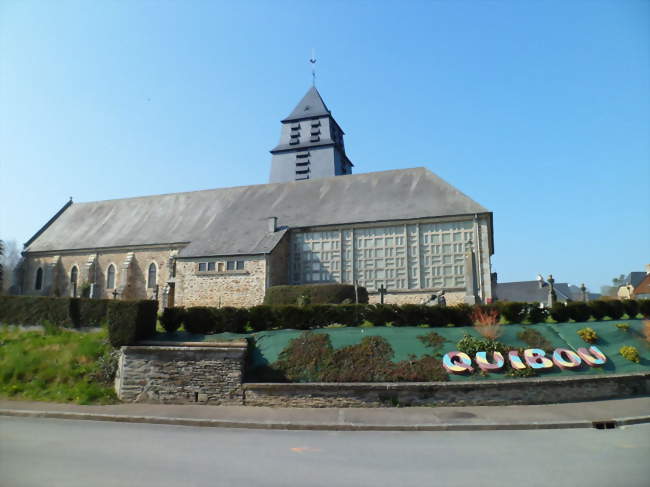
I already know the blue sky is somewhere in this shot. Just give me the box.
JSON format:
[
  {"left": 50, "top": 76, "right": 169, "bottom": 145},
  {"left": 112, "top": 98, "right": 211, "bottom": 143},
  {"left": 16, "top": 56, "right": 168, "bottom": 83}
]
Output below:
[{"left": 1, "top": 0, "right": 648, "bottom": 292}]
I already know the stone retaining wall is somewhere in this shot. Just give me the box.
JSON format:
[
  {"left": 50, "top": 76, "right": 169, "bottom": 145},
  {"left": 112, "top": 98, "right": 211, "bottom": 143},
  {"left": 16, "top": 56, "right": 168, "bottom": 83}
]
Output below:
[
  {"left": 115, "top": 341, "right": 247, "bottom": 404},
  {"left": 242, "top": 373, "right": 650, "bottom": 408}
]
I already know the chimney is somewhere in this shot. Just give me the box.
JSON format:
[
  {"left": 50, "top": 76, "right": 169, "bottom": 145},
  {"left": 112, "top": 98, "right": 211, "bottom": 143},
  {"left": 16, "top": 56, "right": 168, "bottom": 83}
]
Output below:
[
  {"left": 646, "top": 264, "right": 650, "bottom": 275},
  {"left": 267, "top": 217, "right": 278, "bottom": 233}
]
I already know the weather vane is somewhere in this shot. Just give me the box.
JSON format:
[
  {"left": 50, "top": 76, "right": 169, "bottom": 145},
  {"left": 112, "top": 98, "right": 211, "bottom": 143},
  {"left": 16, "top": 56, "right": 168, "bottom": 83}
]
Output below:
[{"left": 309, "top": 48, "right": 316, "bottom": 86}]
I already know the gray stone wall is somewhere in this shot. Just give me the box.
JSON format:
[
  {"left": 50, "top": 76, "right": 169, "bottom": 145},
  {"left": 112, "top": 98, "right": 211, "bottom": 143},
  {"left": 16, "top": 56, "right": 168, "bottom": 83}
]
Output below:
[
  {"left": 115, "top": 342, "right": 247, "bottom": 404},
  {"left": 243, "top": 373, "right": 650, "bottom": 408}
]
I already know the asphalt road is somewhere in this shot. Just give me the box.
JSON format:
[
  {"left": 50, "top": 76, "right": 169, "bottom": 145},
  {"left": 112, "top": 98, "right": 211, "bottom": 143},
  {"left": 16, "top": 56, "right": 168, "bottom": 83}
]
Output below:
[{"left": 1, "top": 417, "right": 649, "bottom": 487}]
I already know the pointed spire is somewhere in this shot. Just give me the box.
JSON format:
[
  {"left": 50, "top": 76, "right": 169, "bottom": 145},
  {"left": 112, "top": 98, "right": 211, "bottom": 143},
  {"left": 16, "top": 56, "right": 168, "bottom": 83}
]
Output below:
[{"left": 282, "top": 86, "right": 330, "bottom": 122}]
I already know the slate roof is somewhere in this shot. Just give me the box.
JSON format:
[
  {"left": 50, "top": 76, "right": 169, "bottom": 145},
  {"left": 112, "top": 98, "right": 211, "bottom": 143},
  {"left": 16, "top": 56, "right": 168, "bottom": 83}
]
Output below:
[
  {"left": 633, "top": 274, "right": 650, "bottom": 297},
  {"left": 625, "top": 272, "right": 647, "bottom": 288},
  {"left": 282, "top": 86, "right": 331, "bottom": 122},
  {"left": 24, "top": 167, "right": 492, "bottom": 258},
  {"left": 495, "top": 280, "right": 572, "bottom": 304}
]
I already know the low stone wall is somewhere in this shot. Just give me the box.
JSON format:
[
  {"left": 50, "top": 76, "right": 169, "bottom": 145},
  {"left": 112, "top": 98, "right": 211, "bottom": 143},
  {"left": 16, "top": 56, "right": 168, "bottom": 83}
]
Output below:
[
  {"left": 243, "top": 373, "right": 650, "bottom": 408},
  {"left": 115, "top": 341, "right": 247, "bottom": 404}
]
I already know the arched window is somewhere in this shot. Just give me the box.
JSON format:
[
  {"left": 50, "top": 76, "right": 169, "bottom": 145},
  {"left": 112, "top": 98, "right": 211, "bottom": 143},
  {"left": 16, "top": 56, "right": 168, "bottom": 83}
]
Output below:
[
  {"left": 147, "top": 263, "right": 157, "bottom": 289},
  {"left": 106, "top": 264, "right": 116, "bottom": 289},
  {"left": 70, "top": 266, "right": 78, "bottom": 297},
  {"left": 35, "top": 268, "right": 43, "bottom": 290}
]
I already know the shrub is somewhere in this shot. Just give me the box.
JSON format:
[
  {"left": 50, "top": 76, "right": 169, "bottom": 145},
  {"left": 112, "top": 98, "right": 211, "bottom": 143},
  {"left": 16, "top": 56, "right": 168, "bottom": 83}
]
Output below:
[
  {"left": 615, "top": 323, "right": 630, "bottom": 332},
  {"left": 264, "top": 284, "right": 368, "bottom": 305},
  {"left": 517, "top": 328, "right": 552, "bottom": 351},
  {"left": 454, "top": 304, "right": 474, "bottom": 326},
  {"left": 107, "top": 300, "right": 158, "bottom": 347},
  {"left": 274, "top": 332, "right": 334, "bottom": 382},
  {"left": 567, "top": 302, "right": 591, "bottom": 322},
  {"left": 160, "top": 307, "right": 185, "bottom": 333},
  {"left": 456, "top": 334, "right": 509, "bottom": 356},
  {"left": 391, "top": 355, "right": 448, "bottom": 382},
  {"left": 577, "top": 327, "right": 598, "bottom": 344},
  {"left": 526, "top": 303, "right": 548, "bottom": 324},
  {"left": 273, "top": 305, "right": 313, "bottom": 330},
  {"left": 323, "top": 336, "right": 395, "bottom": 382},
  {"left": 417, "top": 331, "right": 446, "bottom": 351},
  {"left": 499, "top": 302, "right": 526, "bottom": 324},
  {"left": 623, "top": 300, "right": 639, "bottom": 319},
  {"left": 394, "top": 304, "right": 430, "bottom": 327},
  {"left": 589, "top": 300, "right": 609, "bottom": 321},
  {"left": 248, "top": 305, "right": 276, "bottom": 331},
  {"left": 219, "top": 306, "right": 249, "bottom": 333},
  {"left": 619, "top": 346, "right": 640, "bottom": 363},
  {"left": 364, "top": 304, "right": 399, "bottom": 327},
  {"left": 183, "top": 307, "right": 219, "bottom": 334},
  {"left": 638, "top": 300, "right": 650, "bottom": 318},
  {"left": 550, "top": 302, "right": 570, "bottom": 323},
  {"left": 606, "top": 300, "right": 624, "bottom": 320},
  {"left": 272, "top": 332, "right": 449, "bottom": 383}
]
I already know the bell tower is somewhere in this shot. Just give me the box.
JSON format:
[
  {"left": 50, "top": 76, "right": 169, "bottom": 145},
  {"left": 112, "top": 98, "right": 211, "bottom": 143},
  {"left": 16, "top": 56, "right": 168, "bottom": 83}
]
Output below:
[{"left": 269, "top": 86, "right": 353, "bottom": 183}]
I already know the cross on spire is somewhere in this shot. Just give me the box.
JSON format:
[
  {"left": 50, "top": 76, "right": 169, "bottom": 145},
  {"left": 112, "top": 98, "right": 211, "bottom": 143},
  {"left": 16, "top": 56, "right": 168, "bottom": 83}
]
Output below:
[{"left": 309, "top": 48, "right": 316, "bottom": 86}]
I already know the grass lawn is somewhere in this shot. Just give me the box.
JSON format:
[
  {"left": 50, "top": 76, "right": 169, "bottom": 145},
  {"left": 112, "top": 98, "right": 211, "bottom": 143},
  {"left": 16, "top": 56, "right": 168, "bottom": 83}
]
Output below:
[{"left": 0, "top": 326, "right": 118, "bottom": 404}]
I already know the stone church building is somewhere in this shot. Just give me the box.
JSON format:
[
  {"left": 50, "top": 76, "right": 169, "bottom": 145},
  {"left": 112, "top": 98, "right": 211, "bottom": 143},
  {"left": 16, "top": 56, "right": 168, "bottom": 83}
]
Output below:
[{"left": 19, "top": 87, "right": 494, "bottom": 307}]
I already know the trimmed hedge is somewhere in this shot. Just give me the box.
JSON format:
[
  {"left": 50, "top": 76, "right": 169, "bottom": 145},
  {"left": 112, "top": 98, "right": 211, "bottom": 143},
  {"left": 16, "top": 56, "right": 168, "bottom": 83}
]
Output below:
[
  {"left": 0, "top": 295, "right": 74, "bottom": 327},
  {"left": 107, "top": 300, "right": 158, "bottom": 347},
  {"left": 160, "top": 307, "right": 185, "bottom": 333},
  {"left": 639, "top": 299, "right": 650, "bottom": 318},
  {"left": 264, "top": 284, "right": 369, "bottom": 305},
  {"left": 0, "top": 295, "right": 115, "bottom": 328}
]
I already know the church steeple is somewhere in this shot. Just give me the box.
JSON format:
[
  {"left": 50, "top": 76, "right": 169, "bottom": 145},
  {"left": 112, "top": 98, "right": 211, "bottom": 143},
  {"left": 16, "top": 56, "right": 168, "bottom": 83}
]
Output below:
[{"left": 269, "top": 87, "right": 353, "bottom": 183}]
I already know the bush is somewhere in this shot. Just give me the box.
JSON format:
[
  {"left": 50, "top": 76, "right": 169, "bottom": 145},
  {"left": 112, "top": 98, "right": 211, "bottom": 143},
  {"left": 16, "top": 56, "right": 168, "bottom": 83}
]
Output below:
[
  {"left": 623, "top": 300, "right": 639, "bottom": 319},
  {"left": 526, "top": 303, "right": 548, "bottom": 324},
  {"left": 272, "top": 332, "right": 449, "bottom": 383},
  {"left": 264, "top": 284, "right": 368, "bottom": 305},
  {"left": 550, "top": 302, "right": 570, "bottom": 323},
  {"left": 160, "top": 307, "right": 185, "bottom": 333},
  {"left": 456, "top": 334, "right": 509, "bottom": 356},
  {"left": 641, "top": 300, "right": 650, "bottom": 318},
  {"left": 619, "top": 346, "right": 640, "bottom": 363},
  {"left": 362, "top": 304, "right": 398, "bottom": 326},
  {"left": 499, "top": 302, "right": 526, "bottom": 324},
  {"left": 394, "top": 304, "right": 430, "bottom": 327},
  {"left": 615, "top": 323, "right": 630, "bottom": 332},
  {"left": 589, "top": 300, "right": 609, "bottom": 321},
  {"left": 577, "top": 327, "right": 598, "bottom": 343},
  {"left": 219, "top": 307, "right": 249, "bottom": 333},
  {"left": 449, "top": 304, "right": 473, "bottom": 326},
  {"left": 517, "top": 328, "right": 552, "bottom": 351},
  {"left": 183, "top": 307, "right": 219, "bottom": 334},
  {"left": 273, "top": 305, "right": 313, "bottom": 330},
  {"left": 606, "top": 300, "right": 624, "bottom": 320},
  {"left": 567, "top": 302, "right": 591, "bottom": 322},
  {"left": 248, "top": 305, "right": 276, "bottom": 331},
  {"left": 107, "top": 300, "right": 158, "bottom": 347}
]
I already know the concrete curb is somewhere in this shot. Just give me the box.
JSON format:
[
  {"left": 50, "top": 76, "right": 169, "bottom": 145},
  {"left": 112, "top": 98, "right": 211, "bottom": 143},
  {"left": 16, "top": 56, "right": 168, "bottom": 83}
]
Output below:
[{"left": 1, "top": 408, "right": 649, "bottom": 432}]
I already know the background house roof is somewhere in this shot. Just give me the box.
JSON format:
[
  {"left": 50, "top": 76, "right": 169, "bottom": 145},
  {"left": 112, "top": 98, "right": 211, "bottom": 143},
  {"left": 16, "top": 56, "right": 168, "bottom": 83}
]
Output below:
[
  {"left": 24, "top": 167, "right": 491, "bottom": 258},
  {"left": 633, "top": 274, "right": 650, "bottom": 296},
  {"left": 495, "top": 280, "right": 572, "bottom": 304}
]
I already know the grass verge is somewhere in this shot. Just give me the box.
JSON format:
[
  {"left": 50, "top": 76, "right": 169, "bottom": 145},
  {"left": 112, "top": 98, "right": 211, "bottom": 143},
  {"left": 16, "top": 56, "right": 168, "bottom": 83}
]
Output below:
[{"left": 0, "top": 325, "right": 118, "bottom": 404}]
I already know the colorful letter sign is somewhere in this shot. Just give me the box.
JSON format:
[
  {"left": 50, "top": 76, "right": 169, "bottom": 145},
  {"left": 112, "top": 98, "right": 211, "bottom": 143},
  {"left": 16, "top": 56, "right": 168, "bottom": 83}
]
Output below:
[
  {"left": 475, "top": 351, "right": 505, "bottom": 372},
  {"left": 442, "top": 351, "right": 474, "bottom": 374},
  {"left": 577, "top": 346, "right": 607, "bottom": 367},
  {"left": 552, "top": 349, "right": 582, "bottom": 369},
  {"left": 442, "top": 347, "right": 608, "bottom": 375}
]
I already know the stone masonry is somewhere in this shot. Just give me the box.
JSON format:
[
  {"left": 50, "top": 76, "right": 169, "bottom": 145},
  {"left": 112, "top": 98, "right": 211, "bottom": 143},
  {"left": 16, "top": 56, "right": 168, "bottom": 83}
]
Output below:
[{"left": 115, "top": 341, "right": 247, "bottom": 404}]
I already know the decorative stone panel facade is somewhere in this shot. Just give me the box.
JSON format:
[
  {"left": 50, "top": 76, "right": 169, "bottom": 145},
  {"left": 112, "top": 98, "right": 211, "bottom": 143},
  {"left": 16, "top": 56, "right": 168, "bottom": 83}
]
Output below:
[
  {"left": 242, "top": 373, "right": 650, "bottom": 408},
  {"left": 115, "top": 341, "right": 247, "bottom": 404}
]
